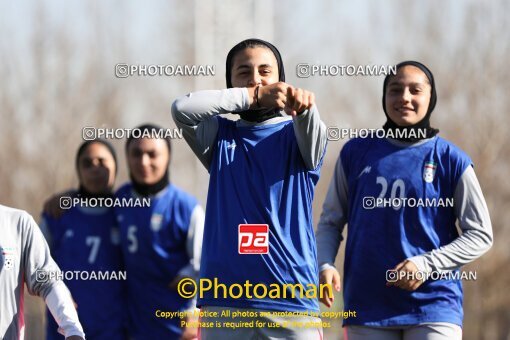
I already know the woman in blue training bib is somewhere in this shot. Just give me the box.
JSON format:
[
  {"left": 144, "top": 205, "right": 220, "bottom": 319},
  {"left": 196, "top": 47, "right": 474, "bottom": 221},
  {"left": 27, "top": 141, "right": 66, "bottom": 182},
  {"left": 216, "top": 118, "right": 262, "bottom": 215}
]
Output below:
[
  {"left": 172, "top": 39, "right": 328, "bottom": 340},
  {"left": 41, "top": 139, "right": 128, "bottom": 340},
  {"left": 42, "top": 130, "right": 204, "bottom": 340},
  {"left": 316, "top": 61, "right": 493, "bottom": 340},
  {"left": 114, "top": 124, "right": 204, "bottom": 340}
]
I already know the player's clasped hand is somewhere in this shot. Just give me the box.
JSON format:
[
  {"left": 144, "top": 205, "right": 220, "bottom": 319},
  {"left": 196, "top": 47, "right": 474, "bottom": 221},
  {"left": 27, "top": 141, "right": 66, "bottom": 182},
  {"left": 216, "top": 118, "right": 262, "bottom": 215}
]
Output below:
[
  {"left": 254, "top": 82, "right": 315, "bottom": 116},
  {"left": 285, "top": 86, "right": 315, "bottom": 116},
  {"left": 386, "top": 260, "right": 424, "bottom": 291}
]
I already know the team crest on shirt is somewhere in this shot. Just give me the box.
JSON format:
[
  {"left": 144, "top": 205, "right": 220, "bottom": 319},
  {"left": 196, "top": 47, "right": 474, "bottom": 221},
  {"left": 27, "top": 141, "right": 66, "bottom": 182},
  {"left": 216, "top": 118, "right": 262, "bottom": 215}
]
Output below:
[
  {"left": 226, "top": 140, "right": 237, "bottom": 162},
  {"left": 423, "top": 161, "right": 437, "bottom": 183},
  {"left": 226, "top": 141, "right": 236, "bottom": 150},
  {"left": 151, "top": 214, "right": 163, "bottom": 232},
  {"left": 1, "top": 247, "right": 16, "bottom": 271}
]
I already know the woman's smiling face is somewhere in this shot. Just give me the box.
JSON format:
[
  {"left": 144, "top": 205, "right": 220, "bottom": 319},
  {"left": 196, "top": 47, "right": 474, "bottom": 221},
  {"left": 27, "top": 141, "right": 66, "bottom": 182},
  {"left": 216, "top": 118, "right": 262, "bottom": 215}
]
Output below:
[
  {"left": 127, "top": 138, "right": 169, "bottom": 186},
  {"left": 384, "top": 65, "right": 431, "bottom": 127},
  {"left": 230, "top": 46, "right": 279, "bottom": 89},
  {"left": 77, "top": 142, "right": 116, "bottom": 194}
]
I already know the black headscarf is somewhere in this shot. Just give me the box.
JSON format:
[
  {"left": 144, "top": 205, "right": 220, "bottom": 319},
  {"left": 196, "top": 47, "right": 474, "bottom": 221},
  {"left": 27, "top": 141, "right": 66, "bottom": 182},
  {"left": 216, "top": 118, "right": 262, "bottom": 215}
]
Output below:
[
  {"left": 75, "top": 139, "right": 117, "bottom": 198},
  {"left": 125, "top": 123, "right": 171, "bottom": 197},
  {"left": 382, "top": 61, "right": 439, "bottom": 142},
  {"left": 226, "top": 38, "right": 285, "bottom": 123}
]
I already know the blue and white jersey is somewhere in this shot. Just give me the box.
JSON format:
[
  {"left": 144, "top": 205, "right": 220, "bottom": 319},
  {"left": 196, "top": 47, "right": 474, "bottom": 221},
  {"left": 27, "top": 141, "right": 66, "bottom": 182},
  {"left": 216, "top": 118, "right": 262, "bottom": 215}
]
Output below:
[
  {"left": 198, "top": 116, "right": 324, "bottom": 313},
  {"left": 115, "top": 183, "right": 199, "bottom": 339},
  {"left": 42, "top": 206, "right": 127, "bottom": 340},
  {"left": 340, "top": 136, "right": 472, "bottom": 327}
]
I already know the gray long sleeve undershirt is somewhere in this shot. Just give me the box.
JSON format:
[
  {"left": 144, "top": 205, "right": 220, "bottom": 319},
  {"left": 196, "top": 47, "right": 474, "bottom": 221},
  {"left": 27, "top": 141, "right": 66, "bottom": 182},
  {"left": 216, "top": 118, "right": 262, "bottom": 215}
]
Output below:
[
  {"left": 171, "top": 87, "right": 327, "bottom": 171},
  {"left": 316, "top": 148, "right": 493, "bottom": 275}
]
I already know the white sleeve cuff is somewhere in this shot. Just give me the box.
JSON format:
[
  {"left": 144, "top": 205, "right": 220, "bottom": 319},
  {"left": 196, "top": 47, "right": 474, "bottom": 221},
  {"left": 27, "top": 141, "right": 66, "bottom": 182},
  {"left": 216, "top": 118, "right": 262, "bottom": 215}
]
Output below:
[
  {"left": 407, "top": 255, "right": 431, "bottom": 274},
  {"left": 45, "top": 283, "right": 85, "bottom": 339},
  {"left": 240, "top": 88, "right": 251, "bottom": 110},
  {"left": 319, "top": 263, "right": 336, "bottom": 273}
]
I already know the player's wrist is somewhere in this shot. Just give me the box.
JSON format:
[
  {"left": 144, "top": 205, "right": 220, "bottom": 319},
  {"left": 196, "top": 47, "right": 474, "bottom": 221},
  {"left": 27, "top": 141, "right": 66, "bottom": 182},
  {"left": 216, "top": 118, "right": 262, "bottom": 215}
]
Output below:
[
  {"left": 319, "top": 263, "right": 336, "bottom": 272},
  {"left": 247, "top": 85, "right": 262, "bottom": 109}
]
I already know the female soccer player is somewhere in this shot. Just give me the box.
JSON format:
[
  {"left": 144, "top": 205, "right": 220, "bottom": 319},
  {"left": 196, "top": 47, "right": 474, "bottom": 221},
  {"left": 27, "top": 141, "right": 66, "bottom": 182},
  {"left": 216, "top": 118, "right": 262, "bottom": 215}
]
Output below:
[
  {"left": 316, "top": 61, "right": 493, "bottom": 339},
  {"left": 42, "top": 139, "right": 127, "bottom": 339},
  {"left": 172, "top": 39, "right": 328, "bottom": 339},
  {"left": 1, "top": 203, "right": 84, "bottom": 340},
  {"left": 114, "top": 124, "right": 204, "bottom": 340}
]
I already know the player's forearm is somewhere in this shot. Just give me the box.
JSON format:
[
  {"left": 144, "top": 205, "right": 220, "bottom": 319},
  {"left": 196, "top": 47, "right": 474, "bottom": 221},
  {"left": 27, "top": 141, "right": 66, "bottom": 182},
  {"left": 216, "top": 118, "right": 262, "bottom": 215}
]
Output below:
[
  {"left": 171, "top": 88, "right": 249, "bottom": 169},
  {"left": 316, "top": 157, "right": 349, "bottom": 267},
  {"left": 185, "top": 205, "right": 205, "bottom": 275},
  {"left": 24, "top": 214, "right": 62, "bottom": 298},
  {"left": 171, "top": 88, "right": 250, "bottom": 125},
  {"left": 408, "top": 167, "right": 493, "bottom": 273},
  {"left": 408, "top": 229, "right": 492, "bottom": 274},
  {"left": 45, "top": 282, "right": 85, "bottom": 339},
  {"left": 174, "top": 205, "right": 205, "bottom": 281},
  {"left": 292, "top": 105, "right": 328, "bottom": 170},
  {"left": 317, "top": 220, "right": 346, "bottom": 269},
  {"left": 316, "top": 219, "right": 345, "bottom": 268}
]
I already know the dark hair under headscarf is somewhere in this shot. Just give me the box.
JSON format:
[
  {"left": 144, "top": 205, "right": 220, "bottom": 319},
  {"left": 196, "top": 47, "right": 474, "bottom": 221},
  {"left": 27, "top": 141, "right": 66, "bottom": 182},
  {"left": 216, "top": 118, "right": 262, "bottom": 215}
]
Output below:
[
  {"left": 382, "top": 61, "right": 439, "bottom": 142},
  {"left": 225, "top": 38, "right": 286, "bottom": 123},
  {"left": 75, "top": 139, "right": 117, "bottom": 198},
  {"left": 125, "top": 123, "right": 171, "bottom": 197}
]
